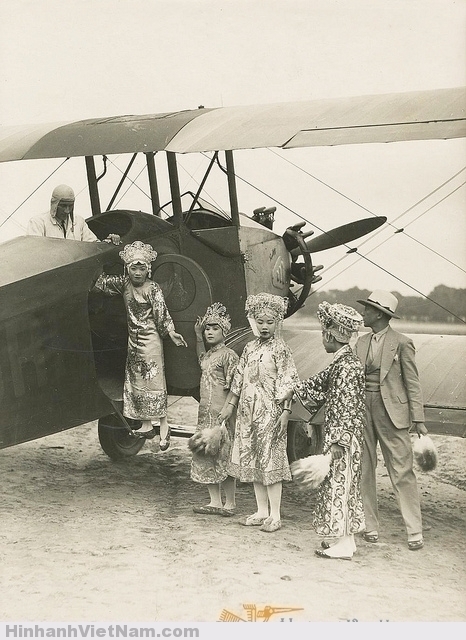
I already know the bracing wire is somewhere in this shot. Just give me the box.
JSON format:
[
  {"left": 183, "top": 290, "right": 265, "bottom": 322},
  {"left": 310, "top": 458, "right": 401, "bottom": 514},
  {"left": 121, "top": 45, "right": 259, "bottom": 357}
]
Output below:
[
  {"left": 214, "top": 151, "right": 466, "bottom": 275},
  {"left": 177, "top": 154, "right": 227, "bottom": 214},
  {"left": 106, "top": 156, "right": 151, "bottom": 205},
  {"left": 270, "top": 147, "right": 466, "bottom": 223},
  {"left": 269, "top": 148, "right": 466, "bottom": 268},
  {"left": 214, "top": 152, "right": 466, "bottom": 322},
  {"left": 109, "top": 153, "right": 227, "bottom": 215},
  {"left": 312, "top": 177, "right": 466, "bottom": 291},
  {"left": 0, "top": 158, "right": 70, "bottom": 229},
  {"left": 355, "top": 253, "right": 466, "bottom": 324}
]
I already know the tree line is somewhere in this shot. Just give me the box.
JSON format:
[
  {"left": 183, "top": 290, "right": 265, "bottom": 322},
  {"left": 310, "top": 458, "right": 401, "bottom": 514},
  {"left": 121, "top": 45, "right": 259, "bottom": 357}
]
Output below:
[{"left": 300, "top": 285, "right": 466, "bottom": 324}]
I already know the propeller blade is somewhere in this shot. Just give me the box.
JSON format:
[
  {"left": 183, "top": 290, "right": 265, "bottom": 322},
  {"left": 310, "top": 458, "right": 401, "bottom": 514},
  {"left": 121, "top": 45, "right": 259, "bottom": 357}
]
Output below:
[{"left": 299, "top": 216, "right": 386, "bottom": 254}]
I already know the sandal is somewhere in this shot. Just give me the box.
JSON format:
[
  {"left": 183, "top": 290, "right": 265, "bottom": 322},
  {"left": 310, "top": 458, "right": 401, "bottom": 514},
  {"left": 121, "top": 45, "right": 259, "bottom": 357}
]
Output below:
[
  {"left": 238, "top": 515, "right": 267, "bottom": 526},
  {"left": 159, "top": 427, "right": 171, "bottom": 451},
  {"left": 137, "top": 428, "right": 157, "bottom": 440},
  {"left": 260, "top": 519, "right": 281, "bottom": 533},
  {"left": 193, "top": 505, "right": 225, "bottom": 515}
]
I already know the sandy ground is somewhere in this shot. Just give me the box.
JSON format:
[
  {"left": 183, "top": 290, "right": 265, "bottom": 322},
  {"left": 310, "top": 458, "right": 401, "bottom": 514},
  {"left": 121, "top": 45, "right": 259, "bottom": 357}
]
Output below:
[{"left": 1, "top": 398, "right": 465, "bottom": 623}]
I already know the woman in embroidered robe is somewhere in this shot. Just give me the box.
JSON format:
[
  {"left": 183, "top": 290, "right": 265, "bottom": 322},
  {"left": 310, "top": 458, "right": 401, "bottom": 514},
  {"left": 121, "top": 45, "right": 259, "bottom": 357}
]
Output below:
[
  {"left": 220, "top": 293, "right": 299, "bottom": 533},
  {"left": 95, "top": 241, "right": 187, "bottom": 450},
  {"left": 191, "top": 303, "right": 239, "bottom": 515},
  {"left": 294, "top": 301, "right": 366, "bottom": 560}
]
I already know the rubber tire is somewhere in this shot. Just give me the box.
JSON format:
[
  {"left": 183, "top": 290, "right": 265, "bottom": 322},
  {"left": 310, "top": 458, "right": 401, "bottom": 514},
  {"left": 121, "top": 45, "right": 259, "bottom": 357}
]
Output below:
[
  {"left": 287, "top": 420, "right": 323, "bottom": 463},
  {"left": 98, "top": 414, "right": 145, "bottom": 460}
]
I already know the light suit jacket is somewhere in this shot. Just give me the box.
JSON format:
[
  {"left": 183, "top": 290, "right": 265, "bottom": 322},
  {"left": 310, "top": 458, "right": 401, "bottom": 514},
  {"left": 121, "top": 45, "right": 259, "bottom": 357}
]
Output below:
[{"left": 354, "top": 326, "right": 425, "bottom": 429}]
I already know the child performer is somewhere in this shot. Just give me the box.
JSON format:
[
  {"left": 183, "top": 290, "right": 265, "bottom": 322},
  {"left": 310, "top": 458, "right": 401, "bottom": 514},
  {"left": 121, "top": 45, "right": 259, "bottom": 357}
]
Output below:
[
  {"left": 94, "top": 240, "right": 187, "bottom": 451},
  {"left": 219, "top": 293, "right": 299, "bottom": 533},
  {"left": 191, "top": 303, "right": 239, "bottom": 516},
  {"left": 293, "top": 301, "right": 366, "bottom": 560}
]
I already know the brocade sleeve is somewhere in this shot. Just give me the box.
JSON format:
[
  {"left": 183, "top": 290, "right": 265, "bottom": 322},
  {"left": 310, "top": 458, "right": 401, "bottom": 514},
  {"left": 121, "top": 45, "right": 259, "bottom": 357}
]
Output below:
[
  {"left": 294, "top": 365, "right": 331, "bottom": 411},
  {"left": 149, "top": 283, "right": 175, "bottom": 338},
  {"left": 93, "top": 274, "right": 126, "bottom": 296},
  {"left": 223, "top": 349, "right": 240, "bottom": 390},
  {"left": 273, "top": 339, "right": 300, "bottom": 399}
]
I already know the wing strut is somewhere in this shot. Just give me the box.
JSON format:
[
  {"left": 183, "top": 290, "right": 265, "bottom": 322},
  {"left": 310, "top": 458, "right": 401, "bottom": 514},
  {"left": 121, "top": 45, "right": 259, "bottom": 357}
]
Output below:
[
  {"left": 86, "top": 156, "right": 102, "bottom": 216},
  {"left": 145, "top": 152, "right": 161, "bottom": 215},
  {"left": 225, "top": 150, "right": 240, "bottom": 226},
  {"left": 166, "top": 151, "right": 183, "bottom": 223},
  {"left": 106, "top": 153, "right": 138, "bottom": 211}
]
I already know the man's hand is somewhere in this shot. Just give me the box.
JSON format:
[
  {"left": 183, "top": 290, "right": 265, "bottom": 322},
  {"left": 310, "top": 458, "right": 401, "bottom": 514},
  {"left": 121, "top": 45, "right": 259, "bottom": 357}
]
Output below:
[
  {"left": 410, "top": 422, "right": 428, "bottom": 436},
  {"left": 103, "top": 234, "right": 121, "bottom": 245}
]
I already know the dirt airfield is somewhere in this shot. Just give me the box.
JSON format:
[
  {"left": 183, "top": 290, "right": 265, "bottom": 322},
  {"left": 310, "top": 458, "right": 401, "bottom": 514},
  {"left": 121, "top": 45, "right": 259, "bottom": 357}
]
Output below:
[{"left": 1, "top": 398, "right": 465, "bottom": 623}]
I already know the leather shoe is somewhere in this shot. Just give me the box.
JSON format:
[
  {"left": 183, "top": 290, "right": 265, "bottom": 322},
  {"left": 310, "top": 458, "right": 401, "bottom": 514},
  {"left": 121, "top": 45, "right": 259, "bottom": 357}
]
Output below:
[
  {"left": 362, "top": 532, "right": 379, "bottom": 543},
  {"left": 408, "top": 539, "right": 424, "bottom": 551},
  {"left": 315, "top": 549, "right": 352, "bottom": 561}
]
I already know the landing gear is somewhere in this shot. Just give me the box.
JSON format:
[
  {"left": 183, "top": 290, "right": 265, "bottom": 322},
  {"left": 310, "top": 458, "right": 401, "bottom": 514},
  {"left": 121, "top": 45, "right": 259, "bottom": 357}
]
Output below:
[
  {"left": 98, "top": 414, "right": 145, "bottom": 460},
  {"left": 286, "top": 420, "right": 323, "bottom": 463}
]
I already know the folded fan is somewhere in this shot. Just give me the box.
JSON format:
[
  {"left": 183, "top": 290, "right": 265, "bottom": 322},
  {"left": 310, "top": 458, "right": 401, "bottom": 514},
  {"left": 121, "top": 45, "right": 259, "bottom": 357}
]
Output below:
[
  {"left": 290, "top": 452, "right": 332, "bottom": 490},
  {"left": 413, "top": 434, "right": 438, "bottom": 472}
]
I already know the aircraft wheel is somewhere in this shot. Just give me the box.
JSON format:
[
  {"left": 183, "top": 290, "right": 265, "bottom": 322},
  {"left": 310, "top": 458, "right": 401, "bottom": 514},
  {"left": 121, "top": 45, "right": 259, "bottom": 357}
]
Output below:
[
  {"left": 287, "top": 420, "right": 323, "bottom": 463},
  {"left": 98, "top": 414, "right": 145, "bottom": 460}
]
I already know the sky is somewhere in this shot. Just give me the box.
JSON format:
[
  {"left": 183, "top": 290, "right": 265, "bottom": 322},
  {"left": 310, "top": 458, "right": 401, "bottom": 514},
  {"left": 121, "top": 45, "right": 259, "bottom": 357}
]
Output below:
[{"left": 0, "top": 0, "right": 465, "bottom": 297}]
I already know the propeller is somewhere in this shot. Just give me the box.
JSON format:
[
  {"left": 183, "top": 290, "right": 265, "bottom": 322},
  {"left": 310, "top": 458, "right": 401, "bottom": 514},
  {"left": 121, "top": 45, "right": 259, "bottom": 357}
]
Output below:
[
  {"left": 284, "top": 215, "right": 386, "bottom": 318},
  {"left": 290, "top": 215, "right": 387, "bottom": 258}
]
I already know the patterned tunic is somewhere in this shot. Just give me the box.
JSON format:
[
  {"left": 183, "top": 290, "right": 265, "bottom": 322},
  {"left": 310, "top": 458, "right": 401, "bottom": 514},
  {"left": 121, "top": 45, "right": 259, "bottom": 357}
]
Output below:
[
  {"left": 191, "top": 343, "right": 239, "bottom": 484},
  {"left": 95, "top": 275, "right": 175, "bottom": 420},
  {"left": 294, "top": 345, "right": 366, "bottom": 537},
  {"left": 227, "top": 336, "right": 299, "bottom": 486}
]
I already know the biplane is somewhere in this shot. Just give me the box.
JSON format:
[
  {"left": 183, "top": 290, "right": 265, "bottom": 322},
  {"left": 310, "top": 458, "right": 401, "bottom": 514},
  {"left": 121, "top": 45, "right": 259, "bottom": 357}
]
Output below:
[{"left": 0, "top": 87, "right": 465, "bottom": 461}]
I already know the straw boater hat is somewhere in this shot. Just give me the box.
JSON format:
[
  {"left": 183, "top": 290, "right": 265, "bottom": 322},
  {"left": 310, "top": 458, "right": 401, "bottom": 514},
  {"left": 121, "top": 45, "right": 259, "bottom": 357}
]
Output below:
[
  {"left": 356, "top": 290, "right": 400, "bottom": 319},
  {"left": 201, "top": 302, "right": 231, "bottom": 336},
  {"left": 317, "top": 301, "right": 363, "bottom": 344}
]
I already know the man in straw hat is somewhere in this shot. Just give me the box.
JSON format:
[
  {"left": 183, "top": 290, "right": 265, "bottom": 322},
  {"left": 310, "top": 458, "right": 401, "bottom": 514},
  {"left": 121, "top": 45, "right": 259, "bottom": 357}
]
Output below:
[{"left": 355, "top": 290, "right": 427, "bottom": 551}]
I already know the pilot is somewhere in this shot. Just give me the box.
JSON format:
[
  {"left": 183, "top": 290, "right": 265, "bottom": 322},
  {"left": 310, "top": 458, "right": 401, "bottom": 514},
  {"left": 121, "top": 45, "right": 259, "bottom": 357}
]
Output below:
[
  {"left": 354, "top": 290, "right": 428, "bottom": 551},
  {"left": 27, "top": 184, "right": 120, "bottom": 244}
]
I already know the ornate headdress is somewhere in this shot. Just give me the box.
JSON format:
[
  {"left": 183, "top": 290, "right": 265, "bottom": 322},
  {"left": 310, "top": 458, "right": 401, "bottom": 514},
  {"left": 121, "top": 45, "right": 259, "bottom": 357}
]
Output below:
[
  {"left": 202, "top": 302, "right": 231, "bottom": 336},
  {"left": 119, "top": 241, "right": 158, "bottom": 269},
  {"left": 245, "top": 293, "right": 288, "bottom": 321},
  {"left": 317, "top": 301, "right": 363, "bottom": 344}
]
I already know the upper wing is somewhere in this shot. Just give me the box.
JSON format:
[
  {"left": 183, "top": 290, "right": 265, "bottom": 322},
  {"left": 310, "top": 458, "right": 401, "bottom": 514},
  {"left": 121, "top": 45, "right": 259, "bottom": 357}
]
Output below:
[{"left": 0, "top": 87, "right": 464, "bottom": 162}]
